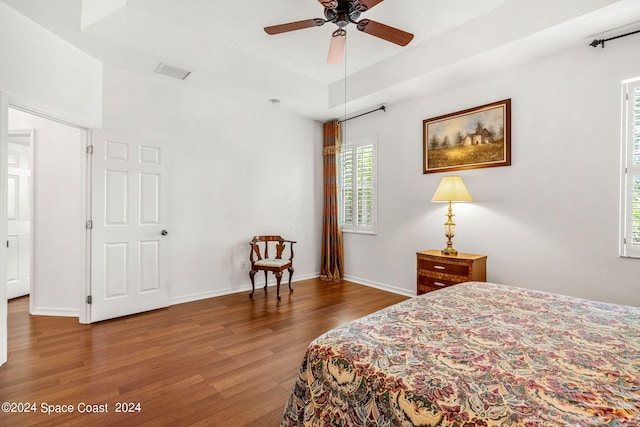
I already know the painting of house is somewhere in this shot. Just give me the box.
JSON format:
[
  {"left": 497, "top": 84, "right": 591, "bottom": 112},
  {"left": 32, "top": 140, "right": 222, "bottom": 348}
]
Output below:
[{"left": 463, "top": 128, "right": 494, "bottom": 145}]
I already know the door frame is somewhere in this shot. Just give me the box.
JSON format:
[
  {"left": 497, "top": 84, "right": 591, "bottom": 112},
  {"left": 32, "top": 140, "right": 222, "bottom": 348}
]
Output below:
[
  {"left": 1, "top": 93, "right": 93, "bottom": 365},
  {"left": 1, "top": 94, "right": 8, "bottom": 365},
  {"left": 1, "top": 94, "right": 92, "bottom": 324}
]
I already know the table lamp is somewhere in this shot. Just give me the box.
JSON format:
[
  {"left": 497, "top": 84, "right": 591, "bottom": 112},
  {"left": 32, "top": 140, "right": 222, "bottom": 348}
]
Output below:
[{"left": 431, "top": 176, "right": 472, "bottom": 255}]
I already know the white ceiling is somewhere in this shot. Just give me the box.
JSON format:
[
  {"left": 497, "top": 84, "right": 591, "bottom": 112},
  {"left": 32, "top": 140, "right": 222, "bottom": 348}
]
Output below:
[{"left": 2, "top": 0, "right": 640, "bottom": 121}]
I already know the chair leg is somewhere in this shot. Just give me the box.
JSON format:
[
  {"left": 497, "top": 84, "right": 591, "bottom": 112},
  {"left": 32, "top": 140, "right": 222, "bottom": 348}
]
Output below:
[
  {"left": 249, "top": 270, "right": 256, "bottom": 298},
  {"left": 275, "top": 271, "right": 283, "bottom": 300},
  {"left": 264, "top": 271, "right": 268, "bottom": 291},
  {"left": 288, "top": 267, "right": 294, "bottom": 292}
]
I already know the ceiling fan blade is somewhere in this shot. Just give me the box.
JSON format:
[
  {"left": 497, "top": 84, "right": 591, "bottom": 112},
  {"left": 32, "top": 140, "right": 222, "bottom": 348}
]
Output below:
[
  {"left": 264, "top": 18, "right": 325, "bottom": 35},
  {"left": 353, "top": 0, "right": 384, "bottom": 12},
  {"left": 356, "top": 19, "right": 414, "bottom": 46},
  {"left": 317, "top": 0, "right": 338, "bottom": 8},
  {"left": 327, "top": 29, "right": 346, "bottom": 64}
]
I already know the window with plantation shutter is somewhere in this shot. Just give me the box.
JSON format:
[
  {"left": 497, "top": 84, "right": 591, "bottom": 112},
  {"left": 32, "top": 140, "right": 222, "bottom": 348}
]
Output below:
[
  {"left": 620, "top": 77, "right": 640, "bottom": 258},
  {"left": 339, "top": 139, "right": 377, "bottom": 233}
]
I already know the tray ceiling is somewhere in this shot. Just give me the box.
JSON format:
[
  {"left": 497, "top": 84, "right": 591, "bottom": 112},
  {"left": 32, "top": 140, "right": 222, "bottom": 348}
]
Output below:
[{"left": 2, "top": 0, "right": 640, "bottom": 120}]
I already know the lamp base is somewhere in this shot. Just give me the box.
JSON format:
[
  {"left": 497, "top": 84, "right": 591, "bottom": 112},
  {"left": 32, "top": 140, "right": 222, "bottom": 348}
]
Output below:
[{"left": 441, "top": 201, "right": 458, "bottom": 256}]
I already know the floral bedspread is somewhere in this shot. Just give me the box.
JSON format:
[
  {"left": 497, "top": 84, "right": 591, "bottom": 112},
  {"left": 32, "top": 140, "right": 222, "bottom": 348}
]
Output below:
[{"left": 281, "top": 282, "right": 640, "bottom": 426}]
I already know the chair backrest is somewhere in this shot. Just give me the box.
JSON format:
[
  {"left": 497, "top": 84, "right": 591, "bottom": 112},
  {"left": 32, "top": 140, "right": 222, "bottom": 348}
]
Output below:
[{"left": 250, "top": 235, "right": 286, "bottom": 261}]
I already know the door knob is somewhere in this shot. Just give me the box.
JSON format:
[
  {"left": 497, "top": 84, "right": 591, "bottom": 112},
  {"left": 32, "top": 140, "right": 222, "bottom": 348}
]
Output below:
[{"left": 161, "top": 230, "right": 168, "bottom": 236}]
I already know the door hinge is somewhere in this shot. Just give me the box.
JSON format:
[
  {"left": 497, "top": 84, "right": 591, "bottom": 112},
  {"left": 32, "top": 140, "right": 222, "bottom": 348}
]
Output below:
[
  {"left": 6, "top": 240, "right": 8, "bottom": 248},
  {"left": 86, "top": 145, "right": 94, "bottom": 155},
  {"left": 86, "top": 219, "right": 93, "bottom": 230},
  {"left": 86, "top": 295, "right": 92, "bottom": 304}
]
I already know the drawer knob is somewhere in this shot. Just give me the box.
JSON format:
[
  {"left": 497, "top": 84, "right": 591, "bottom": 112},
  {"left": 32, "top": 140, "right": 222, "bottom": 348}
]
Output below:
[
  {"left": 434, "top": 265, "right": 445, "bottom": 270},
  {"left": 434, "top": 282, "right": 446, "bottom": 287}
]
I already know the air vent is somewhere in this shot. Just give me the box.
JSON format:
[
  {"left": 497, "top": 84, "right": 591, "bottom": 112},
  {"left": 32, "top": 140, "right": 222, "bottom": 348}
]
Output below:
[{"left": 154, "top": 63, "right": 191, "bottom": 80}]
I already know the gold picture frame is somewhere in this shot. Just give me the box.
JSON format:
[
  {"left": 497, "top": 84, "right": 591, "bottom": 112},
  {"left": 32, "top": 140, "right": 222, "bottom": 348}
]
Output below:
[{"left": 423, "top": 99, "right": 511, "bottom": 174}]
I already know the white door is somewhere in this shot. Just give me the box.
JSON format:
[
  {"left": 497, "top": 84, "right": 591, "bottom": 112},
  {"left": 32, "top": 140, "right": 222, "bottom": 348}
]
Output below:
[
  {"left": 6, "top": 131, "right": 33, "bottom": 299},
  {"left": 89, "top": 130, "right": 170, "bottom": 322}
]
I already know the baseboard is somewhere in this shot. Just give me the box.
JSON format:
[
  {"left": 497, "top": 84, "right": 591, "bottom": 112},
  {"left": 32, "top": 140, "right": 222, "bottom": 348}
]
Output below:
[
  {"left": 343, "top": 275, "right": 415, "bottom": 297},
  {"left": 31, "top": 306, "right": 80, "bottom": 317},
  {"left": 22, "top": 274, "right": 405, "bottom": 318},
  {"left": 25, "top": 274, "right": 409, "bottom": 315},
  {"left": 169, "top": 272, "right": 320, "bottom": 306}
]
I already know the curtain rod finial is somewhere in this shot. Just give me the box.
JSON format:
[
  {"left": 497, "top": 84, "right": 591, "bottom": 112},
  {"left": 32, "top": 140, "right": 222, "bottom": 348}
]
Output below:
[{"left": 590, "top": 29, "right": 640, "bottom": 49}]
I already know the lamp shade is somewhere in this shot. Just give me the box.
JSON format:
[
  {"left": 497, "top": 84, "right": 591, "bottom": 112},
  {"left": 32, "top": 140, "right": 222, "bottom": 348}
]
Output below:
[{"left": 431, "top": 176, "right": 473, "bottom": 202}]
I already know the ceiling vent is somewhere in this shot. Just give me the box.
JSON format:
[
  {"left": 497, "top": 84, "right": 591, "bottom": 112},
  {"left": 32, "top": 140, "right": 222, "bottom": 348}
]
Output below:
[{"left": 154, "top": 63, "right": 191, "bottom": 80}]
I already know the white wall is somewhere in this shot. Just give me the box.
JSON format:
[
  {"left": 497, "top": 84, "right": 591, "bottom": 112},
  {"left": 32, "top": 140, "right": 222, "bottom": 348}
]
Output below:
[
  {"left": 102, "top": 66, "right": 323, "bottom": 303},
  {"left": 0, "top": 3, "right": 102, "bottom": 127},
  {"left": 342, "top": 35, "right": 640, "bottom": 306},
  {"left": 8, "top": 109, "right": 86, "bottom": 316}
]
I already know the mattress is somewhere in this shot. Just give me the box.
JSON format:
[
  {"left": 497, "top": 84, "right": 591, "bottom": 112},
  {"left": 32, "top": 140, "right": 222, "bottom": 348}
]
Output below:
[{"left": 281, "top": 282, "right": 640, "bottom": 426}]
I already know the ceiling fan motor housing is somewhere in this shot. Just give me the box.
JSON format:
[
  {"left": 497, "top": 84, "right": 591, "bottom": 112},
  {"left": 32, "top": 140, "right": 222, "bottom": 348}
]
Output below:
[{"left": 325, "top": 1, "right": 361, "bottom": 27}]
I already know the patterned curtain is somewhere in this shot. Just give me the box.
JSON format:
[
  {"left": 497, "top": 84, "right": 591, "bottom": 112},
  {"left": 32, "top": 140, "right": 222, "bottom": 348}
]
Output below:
[{"left": 320, "top": 120, "right": 344, "bottom": 281}]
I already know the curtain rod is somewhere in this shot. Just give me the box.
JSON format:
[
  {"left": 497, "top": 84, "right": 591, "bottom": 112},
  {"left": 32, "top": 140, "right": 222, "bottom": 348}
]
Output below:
[
  {"left": 589, "top": 29, "right": 640, "bottom": 48},
  {"left": 338, "top": 105, "right": 385, "bottom": 123}
]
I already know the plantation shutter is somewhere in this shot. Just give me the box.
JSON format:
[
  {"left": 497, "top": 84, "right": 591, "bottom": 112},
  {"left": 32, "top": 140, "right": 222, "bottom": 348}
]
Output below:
[
  {"left": 621, "top": 78, "right": 640, "bottom": 258},
  {"left": 356, "top": 144, "right": 374, "bottom": 228},
  {"left": 339, "top": 148, "right": 354, "bottom": 227},
  {"left": 339, "top": 139, "right": 377, "bottom": 233}
]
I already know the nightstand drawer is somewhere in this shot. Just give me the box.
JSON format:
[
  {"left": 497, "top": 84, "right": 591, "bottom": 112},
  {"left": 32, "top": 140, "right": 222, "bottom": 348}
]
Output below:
[
  {"left": 417, "top": 284, "right": 445, "bottom": 294},
  {"left": 418, "top": 258, "right": 469, "bottom": 276},
  {"left": 417, "top": 275, "right": 457, "bottom": 290}
]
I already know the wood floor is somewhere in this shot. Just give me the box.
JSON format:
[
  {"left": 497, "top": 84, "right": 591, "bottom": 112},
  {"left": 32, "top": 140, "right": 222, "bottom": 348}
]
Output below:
[{"left": 0, "top": 278, "right": 408, "bottom": 426}]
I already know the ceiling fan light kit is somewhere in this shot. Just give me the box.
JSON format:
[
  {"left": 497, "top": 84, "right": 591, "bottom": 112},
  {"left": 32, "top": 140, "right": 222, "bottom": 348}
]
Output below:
[{"left": 264, "top": 0, "right": 414, "bottom": 64}]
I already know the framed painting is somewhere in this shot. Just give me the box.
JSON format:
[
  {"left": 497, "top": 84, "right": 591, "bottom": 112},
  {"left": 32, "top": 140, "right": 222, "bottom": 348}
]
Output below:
[{"left": 423, "top": 99, "right": 511, "bottom": 174}]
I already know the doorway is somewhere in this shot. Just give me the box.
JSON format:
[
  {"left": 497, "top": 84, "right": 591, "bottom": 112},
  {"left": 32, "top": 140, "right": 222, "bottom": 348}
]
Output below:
[
  {"left": 6, "top": 129, "right": 33, "bottom": 300},
  {"left": 6, "top": 107, "right": 87, "bottom": 317}
]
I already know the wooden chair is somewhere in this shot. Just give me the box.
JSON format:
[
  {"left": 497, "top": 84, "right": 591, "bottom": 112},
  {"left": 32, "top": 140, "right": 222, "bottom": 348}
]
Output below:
[{"left": 249, "top": 236, "right": 296, "bottom": 300}]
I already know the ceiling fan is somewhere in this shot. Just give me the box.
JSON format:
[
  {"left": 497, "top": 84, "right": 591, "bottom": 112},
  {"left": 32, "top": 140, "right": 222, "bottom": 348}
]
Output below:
[{"left": 264, "top": 0, "right": 414, "bottom": 64}]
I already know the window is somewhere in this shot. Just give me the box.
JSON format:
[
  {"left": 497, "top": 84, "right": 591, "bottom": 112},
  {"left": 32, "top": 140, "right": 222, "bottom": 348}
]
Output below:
[
  {"left": 620, "top": 78, "right": 640, "bottom": 258},
  {"left": 339, "top": 138, "right": 377, "bottom": 234}
]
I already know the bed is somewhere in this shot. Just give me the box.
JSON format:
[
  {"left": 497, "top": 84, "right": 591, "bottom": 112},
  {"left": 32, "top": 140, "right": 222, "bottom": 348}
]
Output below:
[{"left": 281, "top": 282, "right": 640, "bottom": 426}]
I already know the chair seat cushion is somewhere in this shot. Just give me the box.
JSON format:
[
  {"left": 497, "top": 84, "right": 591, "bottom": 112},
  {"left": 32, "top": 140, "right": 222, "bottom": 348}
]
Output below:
[{"left": 255, "top": 258, "right": 290, "bottom": 268}]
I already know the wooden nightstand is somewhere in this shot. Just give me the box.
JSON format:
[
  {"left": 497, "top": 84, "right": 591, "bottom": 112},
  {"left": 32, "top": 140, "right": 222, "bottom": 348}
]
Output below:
[{"left": 416, "top": 250, "right": 487, "bottom": 295}]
